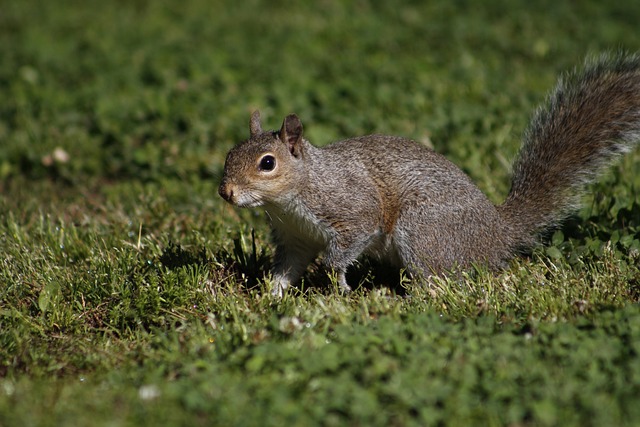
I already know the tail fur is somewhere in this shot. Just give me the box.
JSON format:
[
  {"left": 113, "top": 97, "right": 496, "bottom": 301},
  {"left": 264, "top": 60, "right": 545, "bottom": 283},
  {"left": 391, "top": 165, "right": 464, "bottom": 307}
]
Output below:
[{"left": 499, "top": 52, "right": 640, "bottom": 245}]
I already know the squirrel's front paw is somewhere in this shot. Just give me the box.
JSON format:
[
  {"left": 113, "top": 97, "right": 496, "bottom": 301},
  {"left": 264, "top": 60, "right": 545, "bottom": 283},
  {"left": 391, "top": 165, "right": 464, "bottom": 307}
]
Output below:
[{"left": 270, "top": 274, "right": 290, "bottom": 298}]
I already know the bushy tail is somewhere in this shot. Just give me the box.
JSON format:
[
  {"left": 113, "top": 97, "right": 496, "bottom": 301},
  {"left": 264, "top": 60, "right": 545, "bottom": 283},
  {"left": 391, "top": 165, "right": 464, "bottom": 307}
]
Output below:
[{"left": 499, "top": 52, "right": 640, "bottom": 245}]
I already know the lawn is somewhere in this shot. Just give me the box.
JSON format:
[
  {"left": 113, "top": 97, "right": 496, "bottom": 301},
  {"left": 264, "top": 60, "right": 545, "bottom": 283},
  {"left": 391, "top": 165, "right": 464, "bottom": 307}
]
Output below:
[{"left": 1, "top": 0, "right": 640, "bottom": 425}]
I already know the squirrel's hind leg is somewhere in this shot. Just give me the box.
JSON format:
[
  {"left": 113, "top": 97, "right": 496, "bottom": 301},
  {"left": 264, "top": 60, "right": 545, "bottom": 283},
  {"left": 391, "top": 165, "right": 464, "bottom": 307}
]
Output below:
[
  {"left": 323, "top": 231, "right": 383, "bottom": 293},
  {"left": 334, "top": 270, "right": 352, "bottom": 293},
  {"left": 391, "top": 223, "right": 446, "bottom": 280}
]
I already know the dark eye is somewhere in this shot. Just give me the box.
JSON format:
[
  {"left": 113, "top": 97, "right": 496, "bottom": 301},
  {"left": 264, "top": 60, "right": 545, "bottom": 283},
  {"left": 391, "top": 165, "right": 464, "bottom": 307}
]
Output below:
[{"left": 259, "top": 155, "right": 276, "bottom": 171}]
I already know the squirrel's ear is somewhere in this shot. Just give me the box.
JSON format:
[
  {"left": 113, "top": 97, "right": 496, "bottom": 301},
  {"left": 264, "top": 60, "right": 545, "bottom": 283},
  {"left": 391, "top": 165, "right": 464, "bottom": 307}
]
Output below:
[
  {"left": 279, "top": 114, "right": 304, "bottom": 157},
  {"left": 249, "top": 110, "right": 262, "bottom": 136}
]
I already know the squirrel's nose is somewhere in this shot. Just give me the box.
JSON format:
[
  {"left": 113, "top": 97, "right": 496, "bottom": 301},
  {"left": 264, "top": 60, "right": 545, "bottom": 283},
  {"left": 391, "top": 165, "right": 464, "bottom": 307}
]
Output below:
[{"left": 218, "top": 181, "right": 235, "bottom": 203}]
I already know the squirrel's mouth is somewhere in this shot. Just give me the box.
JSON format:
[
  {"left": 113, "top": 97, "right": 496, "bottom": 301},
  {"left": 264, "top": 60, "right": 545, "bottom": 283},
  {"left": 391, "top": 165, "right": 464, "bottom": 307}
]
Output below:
[
  {"left": 235, "top": 196, "right": 263, "bottom": 208},
  {"left": 218, "top": 182, "right": 264, "bottom": 208}
]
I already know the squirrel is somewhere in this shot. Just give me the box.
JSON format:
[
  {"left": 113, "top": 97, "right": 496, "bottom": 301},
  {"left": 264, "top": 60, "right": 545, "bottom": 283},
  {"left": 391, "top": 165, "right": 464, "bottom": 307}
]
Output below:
[{"left": 219, "top": 53, "right": 640, "bottom": 296}]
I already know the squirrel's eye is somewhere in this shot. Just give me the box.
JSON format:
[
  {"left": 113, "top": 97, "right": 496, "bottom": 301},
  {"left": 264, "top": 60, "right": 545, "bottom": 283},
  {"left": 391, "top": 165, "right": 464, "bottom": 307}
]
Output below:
[{"left": 259, "top": 155, "right": 276, "bottom": 171}]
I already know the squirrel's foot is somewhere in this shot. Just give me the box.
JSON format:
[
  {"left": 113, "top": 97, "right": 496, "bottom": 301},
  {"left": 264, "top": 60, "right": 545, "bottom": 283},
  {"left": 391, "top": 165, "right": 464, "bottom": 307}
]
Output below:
[
  {"left": 337, "top": 272, "right": 352, "bottom": 294},
  {"left": 270, "top": 274, "right": 290, "bottom": 298},
  {"left": 271, "top": 285, "right": 284, "bottom": 298}
]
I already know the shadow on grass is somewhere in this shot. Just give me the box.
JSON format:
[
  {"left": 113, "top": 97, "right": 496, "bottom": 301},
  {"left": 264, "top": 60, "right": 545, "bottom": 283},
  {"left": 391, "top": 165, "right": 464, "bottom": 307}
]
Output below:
[{"left": 160, "top": 235, "right": 408, "bottom": 296}]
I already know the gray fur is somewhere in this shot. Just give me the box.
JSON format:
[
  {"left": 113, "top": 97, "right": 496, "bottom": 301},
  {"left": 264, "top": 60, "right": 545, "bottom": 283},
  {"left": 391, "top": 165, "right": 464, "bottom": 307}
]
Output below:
[{"left": 219, "top": 53, "right": 640, "bottom": 295}]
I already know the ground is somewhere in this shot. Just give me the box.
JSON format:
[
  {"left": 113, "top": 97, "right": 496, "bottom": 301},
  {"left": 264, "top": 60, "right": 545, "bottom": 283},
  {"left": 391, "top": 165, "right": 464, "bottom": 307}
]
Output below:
[{"left": 1, "top": 1, "right": 640, "bottom": 425}]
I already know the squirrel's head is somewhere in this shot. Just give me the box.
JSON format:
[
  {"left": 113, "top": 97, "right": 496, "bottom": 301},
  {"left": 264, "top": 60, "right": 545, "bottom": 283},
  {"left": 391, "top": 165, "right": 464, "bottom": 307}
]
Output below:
[{"left": 219, "top": 111, "right": 307, "bottom": 208}]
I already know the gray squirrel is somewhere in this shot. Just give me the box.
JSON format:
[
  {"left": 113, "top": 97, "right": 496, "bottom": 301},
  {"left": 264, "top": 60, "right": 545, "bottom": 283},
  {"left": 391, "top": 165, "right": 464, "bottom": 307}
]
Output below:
[{"left": 219, "top": 53, "right": 640, "bottom": 296}]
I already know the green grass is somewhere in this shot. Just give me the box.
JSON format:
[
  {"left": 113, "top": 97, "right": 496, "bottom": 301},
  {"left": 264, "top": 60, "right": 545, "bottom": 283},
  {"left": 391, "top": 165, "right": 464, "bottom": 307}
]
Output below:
[{"left": 1, "top": 0, "right": 640, "bottom": 425}]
